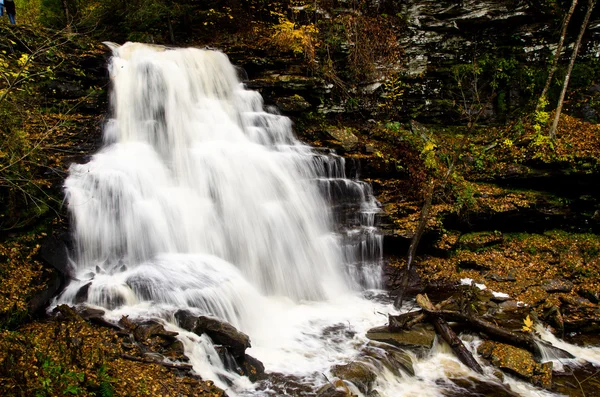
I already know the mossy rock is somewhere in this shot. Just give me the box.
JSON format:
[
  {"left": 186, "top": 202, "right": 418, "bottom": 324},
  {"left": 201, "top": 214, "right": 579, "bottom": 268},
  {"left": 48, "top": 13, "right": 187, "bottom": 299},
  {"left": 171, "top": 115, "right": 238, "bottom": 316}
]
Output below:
[
  {"left": 366, "top": 324, "right": 435, "bottom": 350},
  {"left": 477, "top": 341, "right": 552, "bottom": 389},
  {"left": 331, "top": 361, "right": 376, "bottom": 394}
]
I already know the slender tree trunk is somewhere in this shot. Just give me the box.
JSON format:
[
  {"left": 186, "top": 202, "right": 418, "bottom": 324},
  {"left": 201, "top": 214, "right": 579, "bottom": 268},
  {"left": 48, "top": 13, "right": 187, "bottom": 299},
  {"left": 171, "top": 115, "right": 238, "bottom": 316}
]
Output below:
[
  {"left": 536, "top": 0, "right": 578, "bottom": 111},
  {"left": 61, "top": 0, "right": 71, "bottom": 31},
  {"left": 168, "top": 18, "right": 175, "bottom": 44},
  {"left": 549, "top": 0, "right": 596, "bottom": 139}
]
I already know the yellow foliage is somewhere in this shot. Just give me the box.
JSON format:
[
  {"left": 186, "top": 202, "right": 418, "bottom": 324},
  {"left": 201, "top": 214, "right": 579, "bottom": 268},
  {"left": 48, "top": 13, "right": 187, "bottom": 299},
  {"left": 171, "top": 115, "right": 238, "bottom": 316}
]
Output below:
[
  {"left": 421, "top": 141, "right": 438, "bottom": 169},
  {"left": 522, "top": 315, "right": 534, "bottom": 333},
  {"left": 272, "top": 18, "right": 318, "bottom": 59}
]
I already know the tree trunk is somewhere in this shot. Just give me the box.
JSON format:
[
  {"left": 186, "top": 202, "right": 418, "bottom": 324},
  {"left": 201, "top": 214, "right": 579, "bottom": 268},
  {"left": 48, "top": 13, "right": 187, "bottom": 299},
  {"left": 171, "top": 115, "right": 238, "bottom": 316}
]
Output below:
[
  {"left": 549, "top": 0, "right": 596, "bottom": 139},
  {"left": 536, "top": 0, "right": 578, "bottom": 112},
  {"left": 393, "top": 178, "right": 434, "bottom": 308},
  {"left": 416, "top": 294, "right": 484, "bottom": 374},
  {"left": 61, "top": 0, "right": 71, "bottom": 31},
  {"left": 405, "top": 307, "right": 575, "bottom": 360},
  {"left": 168, "top": 18, "right": 175, "bottom": 44}
]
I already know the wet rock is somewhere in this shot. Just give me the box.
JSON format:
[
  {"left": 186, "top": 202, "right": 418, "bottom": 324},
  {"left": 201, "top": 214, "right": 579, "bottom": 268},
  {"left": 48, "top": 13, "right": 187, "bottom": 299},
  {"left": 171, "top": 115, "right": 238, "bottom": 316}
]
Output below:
[
  {"left": 275, "top": 94, "right": 311, "bottom": 112},
  {"left": 174, "top": 309, "right": 199, "bottom": 331},
  {"left": 540, "top": 303, "right": 564, "bottom": 335},
  {"left": 316, "top": 382, "right": 352, "bottom": 397},
  {"left": 194, "top": 316, "right": 251, "bottom": 358},
  {"left": 28, "top": 269, "right": 63, "bottom": 315},
  {"left": 541, "top": 279, "right": 573, "bottom": 293},
  {"left": 322, "top": 323, "right": 357, "bottom": 340},
  {"left": 366, "top": 324, "right": 435, "bottom": 350},
  {"left": 133, "top": 320, "right": 179, "bottom": 342},
  {"left": 76, "top": 306, "right": 105, "bottom": 320},
  {"left": 331, "top": 362, "right": 376, "bottom": 394},
  {"left": 75, "top": 282, "right": 92, "bottom": 304},
  {"left": 364, "top": 144, "right": 375, "bottom": 154},
  {"left": 40, "top": 233, "right": 74, "bottom": 278},
  {"left": 477, "top": 341, "right": 552, "bottom": 388},
  {"left": 240, "top": 354, "right": 266, "bottom": 382},
  {"left": 361, "top": 343, "right": 415, "bottom": 378},
  {"left": 324, "top": 128, "right": 359, "bottom": 152}
]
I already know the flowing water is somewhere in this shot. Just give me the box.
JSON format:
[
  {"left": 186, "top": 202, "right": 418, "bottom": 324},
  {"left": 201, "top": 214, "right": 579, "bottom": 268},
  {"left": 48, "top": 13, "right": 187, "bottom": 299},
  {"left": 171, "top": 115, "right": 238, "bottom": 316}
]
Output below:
[{"left": 57, "top": 43, "right": 600, "bottom": 397}]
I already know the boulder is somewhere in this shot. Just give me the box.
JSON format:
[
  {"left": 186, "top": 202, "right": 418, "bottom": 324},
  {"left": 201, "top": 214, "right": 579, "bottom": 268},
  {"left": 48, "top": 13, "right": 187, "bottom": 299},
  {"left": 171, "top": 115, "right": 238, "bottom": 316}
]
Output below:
[
  {"left": 194, "top": 316, "right": 251, "bottom": 358},
  {"left": 75, "top": 282, "right": 92, "bottom": 304},
  {"left": 39, "top": 233, "right": 74, "bottom": 278},
  {"left": 331, "top": 362, "right": 376, "bottom": 394},
  {"left": 174, "top": 309, "right": 199, "bottom": 331},
  {"left": 363, "top": 343, "right": 415, "bottom": 377},
  {"left": 478, "top": 341, "right": 552, "bottom": 389},
  {"left": 133, "top": 320, "right": 179, "bottom": 342},
  {"left": 240, "top": 354, "right": 266, "bottom": 382},
  {"left": 366, "top": 324, "right": 435, "bottom": 350},
  {"left": 316, "top": 382, "right": 352, "bottom": 397}
]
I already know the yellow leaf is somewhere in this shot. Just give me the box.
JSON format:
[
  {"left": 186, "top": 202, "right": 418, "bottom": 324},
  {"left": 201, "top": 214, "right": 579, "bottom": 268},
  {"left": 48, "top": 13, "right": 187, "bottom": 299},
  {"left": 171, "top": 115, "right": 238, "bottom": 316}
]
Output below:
[{"left": 522, "top": 315, "right": 534, "bottom": 332}]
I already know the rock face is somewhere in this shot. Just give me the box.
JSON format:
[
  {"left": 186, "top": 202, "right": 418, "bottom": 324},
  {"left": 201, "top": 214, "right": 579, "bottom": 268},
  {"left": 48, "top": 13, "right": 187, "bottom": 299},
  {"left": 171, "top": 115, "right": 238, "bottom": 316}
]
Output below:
[{"left": 232, "top": 1, "right": 600, "bottom": 124}]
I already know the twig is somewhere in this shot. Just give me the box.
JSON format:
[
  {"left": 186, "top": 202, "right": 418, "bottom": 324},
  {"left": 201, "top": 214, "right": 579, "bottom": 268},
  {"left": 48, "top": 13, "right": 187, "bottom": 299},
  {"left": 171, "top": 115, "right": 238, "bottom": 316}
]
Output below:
[{"left": 120, "top": 354, "right": 193, "bottom": 371}]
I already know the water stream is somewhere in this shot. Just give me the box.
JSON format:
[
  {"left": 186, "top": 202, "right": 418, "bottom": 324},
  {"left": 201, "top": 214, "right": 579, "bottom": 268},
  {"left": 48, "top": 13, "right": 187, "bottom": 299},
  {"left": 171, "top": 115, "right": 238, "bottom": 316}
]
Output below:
[{"left": 57, "top": 43, "right": 599, "bottom": 396}]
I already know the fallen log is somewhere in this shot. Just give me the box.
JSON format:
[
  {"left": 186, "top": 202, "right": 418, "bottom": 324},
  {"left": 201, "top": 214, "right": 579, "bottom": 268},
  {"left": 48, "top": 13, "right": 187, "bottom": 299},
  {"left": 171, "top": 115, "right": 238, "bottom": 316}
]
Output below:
[
  {"left": 416, "top": 294, "right": 484, "bottom": 374},
  {"left": 389, "top": 297, "right": 455, "bottom": 331},
  {"left": 422, "top": 309, "right": 574, "bottom": 359}
]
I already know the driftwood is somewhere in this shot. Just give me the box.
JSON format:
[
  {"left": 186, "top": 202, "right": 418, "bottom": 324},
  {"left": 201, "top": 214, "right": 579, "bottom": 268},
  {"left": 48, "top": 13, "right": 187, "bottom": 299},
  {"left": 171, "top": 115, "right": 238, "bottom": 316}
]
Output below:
[
  {"left": 389, "top": 297, "right": 455, "bottom": 331},
  {"left": 416, "top": 294, "right": 484, "bottom": 374},
  {"left": 120, "top": 353, "right": 194, "bottom": 370}
]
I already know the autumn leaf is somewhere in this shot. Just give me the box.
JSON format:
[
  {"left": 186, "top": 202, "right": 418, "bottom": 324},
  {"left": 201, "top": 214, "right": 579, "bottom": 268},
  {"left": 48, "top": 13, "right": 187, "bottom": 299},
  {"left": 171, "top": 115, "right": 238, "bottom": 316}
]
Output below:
[{"left": 522, "top": 315, "right": 534, "bottom": 333}]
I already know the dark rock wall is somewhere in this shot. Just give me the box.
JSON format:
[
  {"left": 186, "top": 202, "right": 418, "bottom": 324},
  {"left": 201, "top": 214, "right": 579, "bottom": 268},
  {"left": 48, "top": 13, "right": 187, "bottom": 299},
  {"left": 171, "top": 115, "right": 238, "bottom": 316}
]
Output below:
[{"left": 233, "top": 1, "right": 600, "bottom": 124}]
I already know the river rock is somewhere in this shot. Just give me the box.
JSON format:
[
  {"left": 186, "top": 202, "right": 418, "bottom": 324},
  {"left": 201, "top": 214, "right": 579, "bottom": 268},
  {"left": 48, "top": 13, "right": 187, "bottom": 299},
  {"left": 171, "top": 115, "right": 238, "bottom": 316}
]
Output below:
[
  {"left": 241, "top": 354, "right": 266, "bottom": 382},
  {"left": 194, "top": 316, "right": 251, "bottom": 358},
  {"left": 174, "top": 309, "right": 199, "bottom": 331},
  {"left": 363, "top": 343, "right": 415, "bottom": 377},
  {"left": 477, "top": 340, "right": 552, "bottom": 389},
  {"left": 331, "top": 361, "right": 376, "bottom": 395},
  {"left": 75, "top": 282, "right": 92, "bottom": 304},
  {"left": 541, "top": 279, "right": 573, "bottom": 293},
  {"left": 316, "top": 382, "right": 352, "bottom": 397},
  {"left": 366, "top": 324, "right": 435, "bottom": 350},
  {"left": 133, "top": 320, "right": 179, "bottom": 342}
]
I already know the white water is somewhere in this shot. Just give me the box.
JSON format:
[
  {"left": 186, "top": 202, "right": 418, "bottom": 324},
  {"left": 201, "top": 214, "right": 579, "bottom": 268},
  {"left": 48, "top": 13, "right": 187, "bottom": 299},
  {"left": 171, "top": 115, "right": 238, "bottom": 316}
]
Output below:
[{"left": 58, "top": 43, "right": 600, "bottom": 396}]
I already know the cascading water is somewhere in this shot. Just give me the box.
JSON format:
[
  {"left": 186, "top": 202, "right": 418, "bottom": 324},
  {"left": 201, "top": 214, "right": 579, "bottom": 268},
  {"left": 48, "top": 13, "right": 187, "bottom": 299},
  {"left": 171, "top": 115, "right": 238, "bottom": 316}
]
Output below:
[{"left": 57, "top": 42, "right": 600, "bottom": 397}]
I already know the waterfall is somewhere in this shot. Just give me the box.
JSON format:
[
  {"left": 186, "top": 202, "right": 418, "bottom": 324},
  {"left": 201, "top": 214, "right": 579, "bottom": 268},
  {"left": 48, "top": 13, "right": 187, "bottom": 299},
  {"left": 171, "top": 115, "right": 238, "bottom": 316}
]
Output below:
[
  {"left": 58, "top": 42, "right": 598, "bottom": 397},
  {"left": 59, "top": 42, "right": 385, "bottom": 392}
]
